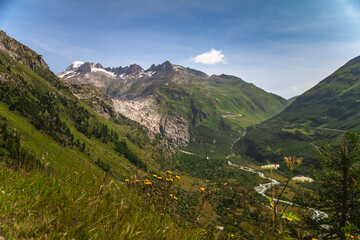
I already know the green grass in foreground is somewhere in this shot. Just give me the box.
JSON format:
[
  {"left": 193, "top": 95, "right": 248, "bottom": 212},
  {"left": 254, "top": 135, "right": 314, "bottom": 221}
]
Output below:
[{"left": 0, "top": 163, "right": 205, "bottom": 240}]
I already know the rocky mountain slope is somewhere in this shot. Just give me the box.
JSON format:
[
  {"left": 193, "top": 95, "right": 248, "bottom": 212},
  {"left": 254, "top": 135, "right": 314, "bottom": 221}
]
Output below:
[
  {"left": 234, "top": 56, "right": 360, "bottom": 171},
  {"left": 58, "top": 60, "right": 290, "bottom": 155}
]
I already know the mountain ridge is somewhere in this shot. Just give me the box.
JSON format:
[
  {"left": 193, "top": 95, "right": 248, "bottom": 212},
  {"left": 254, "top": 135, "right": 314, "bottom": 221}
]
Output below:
[{"left": 57, "top": 60, "right": 290, "bottom": 154}]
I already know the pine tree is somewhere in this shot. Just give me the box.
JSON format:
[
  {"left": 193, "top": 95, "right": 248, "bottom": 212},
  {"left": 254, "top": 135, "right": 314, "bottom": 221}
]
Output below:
[{"left": 315, "top": 131, "right": 360, "bottom": 239}]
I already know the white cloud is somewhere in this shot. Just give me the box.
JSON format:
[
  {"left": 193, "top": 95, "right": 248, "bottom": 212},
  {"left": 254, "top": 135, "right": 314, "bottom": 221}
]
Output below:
[{"left": 191, "top": 48, "right": 226, "bottom": 65}]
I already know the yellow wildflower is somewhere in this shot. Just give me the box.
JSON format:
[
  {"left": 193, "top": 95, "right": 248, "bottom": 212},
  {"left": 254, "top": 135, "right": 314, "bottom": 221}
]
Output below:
[
  {"left": 286, "top": 217, "right": 293, "bottom": 222},
  {"left": 176, "top": 175, "right": 180, "bottom": 180},
  {"left": 153, "top": 174, "right": 157, "bottom": 178},
  {"left": 170, "top": 194, "right": 173, "bottom": 197},
  {"left": 230, "top": 234, "right": 235, "bottom": 238},
  {"left": 166, "top": 170, "right": 172, "bottom": 174},
  {"left": 134, "top": 180, "right": 139, "bottom": 182},
  {"left": 125, "top": 179, "right": 129, "bottom": 182},
  {"left": 157, "top": 177, "right": 162, "bottom": 180},
  {"left": 200, "top": 187, "right": 205, "bottom": 192},
  {"left": 174, "top": 196, "right": 178, "bottom": 200},
  {"left": 145, "top": 181, "right": 152, "bottom": 185}
]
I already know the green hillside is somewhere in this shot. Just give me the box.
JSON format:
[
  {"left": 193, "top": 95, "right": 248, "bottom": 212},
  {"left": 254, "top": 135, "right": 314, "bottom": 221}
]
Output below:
[
  {"left": 161, "top": 74, "right": 290, "bottom": 156},
  {"left": 0, "top": 30, "right": 172, "bottom": 179},
  {"left": 234, "top": 56, "right": 360, "bottom": 171}
]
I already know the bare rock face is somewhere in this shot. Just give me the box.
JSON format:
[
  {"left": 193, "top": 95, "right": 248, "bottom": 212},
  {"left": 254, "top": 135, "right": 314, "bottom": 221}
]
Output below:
[
  {"left": 159, "top": 115, "right": 189, "bottom": 146},
  {"left": 0, "top": 30, "right": 50, "bottom": 71},
  {"left": 113, "top": 96, "right": 189, "bottom": 145}
]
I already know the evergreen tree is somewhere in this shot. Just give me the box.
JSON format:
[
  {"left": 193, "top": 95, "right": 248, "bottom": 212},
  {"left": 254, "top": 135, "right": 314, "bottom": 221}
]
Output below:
[{"left": 315, "top": 131, "right": 360, "bottom": 239}]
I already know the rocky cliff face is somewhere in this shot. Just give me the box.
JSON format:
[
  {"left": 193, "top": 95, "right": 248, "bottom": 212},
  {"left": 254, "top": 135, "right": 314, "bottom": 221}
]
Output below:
[
  {"left": 113, "top": 96, "right": 189, "bottom": 145},
  {"left": 0, "top": 30, "right": 49, "bottom": 71}
]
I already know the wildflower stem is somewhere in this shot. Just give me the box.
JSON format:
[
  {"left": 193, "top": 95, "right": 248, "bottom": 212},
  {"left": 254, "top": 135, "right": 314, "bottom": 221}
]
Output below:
[{"left": 274, "top": 172, "right": 292, "bottom": 209}]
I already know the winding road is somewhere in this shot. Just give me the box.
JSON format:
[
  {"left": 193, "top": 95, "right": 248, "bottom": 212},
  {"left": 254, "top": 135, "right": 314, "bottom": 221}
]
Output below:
[
  {"left": 227, "top": 161, "right": 328, "bottom": 220},
  {"left": 227, "top": 128, "right": 328, "bottom": 220}
]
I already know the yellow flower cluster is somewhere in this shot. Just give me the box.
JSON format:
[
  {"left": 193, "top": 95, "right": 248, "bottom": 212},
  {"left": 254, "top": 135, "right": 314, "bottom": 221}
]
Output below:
[
  {"left": 124, "top": 170, "right": 181, "bottom": 215},
  {"left": 345, "top": 233, "right": 355, "bottom": 239}
]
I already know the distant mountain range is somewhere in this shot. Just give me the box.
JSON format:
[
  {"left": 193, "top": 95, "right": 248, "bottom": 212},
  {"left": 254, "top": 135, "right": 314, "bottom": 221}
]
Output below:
[
  {"left": 234, "top": 56, "right": 360, "bottom": 171},
  {"left": 57, "top": 60, "right": 290, "bottom": 156}
]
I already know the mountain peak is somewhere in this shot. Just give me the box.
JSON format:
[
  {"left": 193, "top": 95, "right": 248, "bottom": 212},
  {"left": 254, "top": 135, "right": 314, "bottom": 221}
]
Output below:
[
  {"left": 160, "top": 61, "right": 173, "bottom": 71},
  {"left": 95, "top": 63, "right": 103, "bottom": 68},
  {"left": 66, "top": 61, "right": 85, "bottom": 71},
  {"left": 126, "top": 64, "right": 143, "bottom": 74},
  {"left": 76, "top": 62, "right": 94, "bottom": 73}
]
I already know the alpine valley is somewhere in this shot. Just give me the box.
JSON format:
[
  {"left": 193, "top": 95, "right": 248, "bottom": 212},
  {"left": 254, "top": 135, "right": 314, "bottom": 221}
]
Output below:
[{"left": 1, "top": 29, "right": 360, "bottom": 239}]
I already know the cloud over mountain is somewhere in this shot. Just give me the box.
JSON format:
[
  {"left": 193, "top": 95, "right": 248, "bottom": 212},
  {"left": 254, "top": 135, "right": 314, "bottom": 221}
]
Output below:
[{"left": 191, "top": 48, "right": 226, "bottom": 65}]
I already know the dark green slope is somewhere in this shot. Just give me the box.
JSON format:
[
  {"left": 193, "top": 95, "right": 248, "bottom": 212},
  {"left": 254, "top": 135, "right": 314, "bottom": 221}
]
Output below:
[
  {"left": 174, "top": 74, "right": 290, "bottom": 156},
  {"left": 268, "top": 56, "right": 360, "bottom": 129},
  {"left": 234, "top": 56, "right": 360, "bottom": 171},
  {"left": 0, "top": 30, "right": 170, "bottom": 178}
]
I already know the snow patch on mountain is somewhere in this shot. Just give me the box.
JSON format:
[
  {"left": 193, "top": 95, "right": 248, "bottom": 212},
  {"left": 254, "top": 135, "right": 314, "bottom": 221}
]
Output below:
[
  {"left": 72, "top": 61, "right": 85, "bottom": 69},
  {"left": 91, "top": 67, "right": 116, "bottom": 77},
  {"left": 57, "top": 71, "right": 80, "bottom": 79}
]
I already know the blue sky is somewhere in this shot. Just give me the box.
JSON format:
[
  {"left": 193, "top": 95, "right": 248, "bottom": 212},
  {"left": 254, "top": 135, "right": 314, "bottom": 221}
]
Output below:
[{"left": 1, "top": 0, "right": 360, "bottom": 98}]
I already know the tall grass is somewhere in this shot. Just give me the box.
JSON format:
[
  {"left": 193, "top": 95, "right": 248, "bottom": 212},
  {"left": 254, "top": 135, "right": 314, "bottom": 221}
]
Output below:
[{"left": 0, "top": 163, "right": 203, "bottom": 239}]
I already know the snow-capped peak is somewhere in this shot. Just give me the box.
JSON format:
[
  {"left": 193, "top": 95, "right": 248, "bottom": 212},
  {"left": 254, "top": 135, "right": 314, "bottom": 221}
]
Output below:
[{"left": 72, "top": 61, "right": 85, "bottom": 69}]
